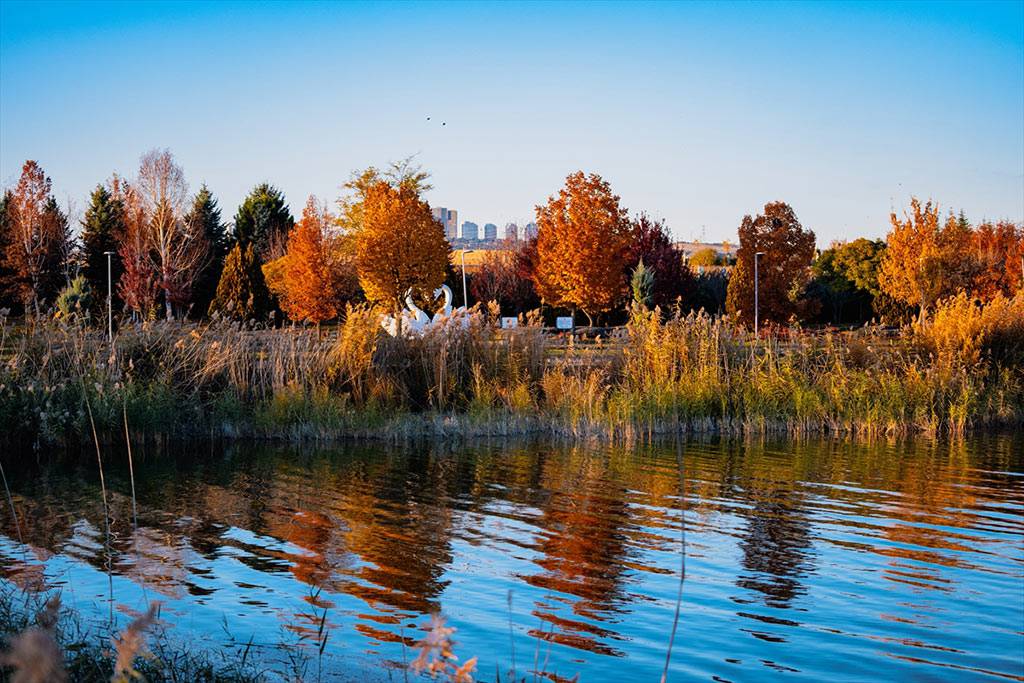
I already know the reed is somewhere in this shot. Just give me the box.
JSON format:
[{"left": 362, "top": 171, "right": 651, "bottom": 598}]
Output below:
[{"left": 1, "top": 296, "right": 1020, "bottom": 446}]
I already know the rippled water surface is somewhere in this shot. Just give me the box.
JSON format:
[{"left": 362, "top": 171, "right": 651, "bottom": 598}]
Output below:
[{"left": 2, "top": 436, "right": 1023, "bottom": 681}]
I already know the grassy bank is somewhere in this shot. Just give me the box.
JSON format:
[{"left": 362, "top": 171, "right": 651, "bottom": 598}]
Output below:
[{"left": 2, "top": 294, "right": 1022, "bottom": 447}]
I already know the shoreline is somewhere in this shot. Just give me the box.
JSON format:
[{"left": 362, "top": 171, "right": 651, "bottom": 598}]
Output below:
[{"left": 4, "top": 305, "right": 1022, "bottom": 451}]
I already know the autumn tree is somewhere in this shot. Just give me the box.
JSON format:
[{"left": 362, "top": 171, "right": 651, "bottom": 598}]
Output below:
[
  {"left": 208, "top": 243, "right": 273, "bottom": 320},
  {"left": 116, "top": 179, "right": 160, "bottom": 320},
  {"left": 469, "top": 239, "right": 540, "bottom": 314},
  {"left": 186, "top": 185, "right": 228, "bottom": 318},
  {"left": 3, "top": 161, "right": 71, "bottom": 315},
  {"left": 689, "top": 247, "right": 720, "bottom": 267},
  {"left": 878, "top": 198, "right": 976, "bottom": 320},
  {"left": 234, "top": 183, "right": 294, "bottom": 260},
  {"left": 276, "top": 196, "right": 356, "bottom": 327},
  {"left": 338, "top": 158, "right": 432, "bottom": 236},
  {"left": 80, "top": 184, "right": 126, "bottom": 311},
  {"left": 350, "top": 178, "right": 449, "bottom": 322},
  {"left": 534, "top": 171, "right": 632, "bottom": 325},
  {"left": 135, "top": 149, "right": 208, "bottom": 320},
  {"left": 725, "top": 201, "right": 816, "bottom": 328},
  {"left": 970, "top": 220, "right": 1023, "bottom": 300},
  {"left": 626, "top": 214, "right": 693, "bottom": 309}
]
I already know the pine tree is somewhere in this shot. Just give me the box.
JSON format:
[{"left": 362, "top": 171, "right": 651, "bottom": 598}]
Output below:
[
  {"left": 0, "top": 191, "right": 18, "bottom": 311},
  {"left": 80, "top": 184, "right": 126, "bottom": 311},
  {"left": 186, "top": 184, "right": 227, "bottom": 318},
  {"left": 233, "top": 183, "right": 294, "bottom": 260},
  {"left": 208, "top": 243, "right": 272, "bottom": 320}
]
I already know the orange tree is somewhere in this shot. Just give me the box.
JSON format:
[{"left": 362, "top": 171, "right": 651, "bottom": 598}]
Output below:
[
  {"left": 274, "top": 196, "right": 356, "bottom": 327},
  {"left": 3, "top": 161, "right": 70, "bottom": 315},
  {"left": 725, "top": 201, "right": 816, "bottom": 328},
  {"left": 351, "top": 180, "right": 449, "bottom": 322},
  {"left": 534, "top": 171, "right": 632, "bottom": 325},
  {"left": 878, "top": 198, "right": 975, "bottom": 320},
  {"left": 970, "top": 220, "right": 1023, "bottom": 300}
]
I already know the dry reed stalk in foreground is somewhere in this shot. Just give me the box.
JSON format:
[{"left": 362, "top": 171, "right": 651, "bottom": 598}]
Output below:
[
  {"left": 109, "top": 602, "right": 159, "bottom": 683},
  {"left": 0, "top": 596, "right": 66, "bottom": 683},
  {"left": 411, "top": 613, "right": 478, "bottom": 683}
]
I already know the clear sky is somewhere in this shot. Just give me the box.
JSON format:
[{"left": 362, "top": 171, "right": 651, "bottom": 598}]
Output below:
[{"left": 1, "top": 0, "right": 1022, "bottom": 245}]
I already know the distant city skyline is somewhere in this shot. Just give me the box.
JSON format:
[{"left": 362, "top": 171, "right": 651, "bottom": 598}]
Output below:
[{"left": 1, "top": 1, "right": 1021, "bottom": 246}]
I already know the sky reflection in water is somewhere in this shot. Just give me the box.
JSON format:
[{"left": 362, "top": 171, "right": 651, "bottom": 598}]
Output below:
[{"left": 2, "top": 436, "right": 1022, "bottom": 681}]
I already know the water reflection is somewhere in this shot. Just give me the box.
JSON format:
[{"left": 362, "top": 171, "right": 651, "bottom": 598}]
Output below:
[{"left": 1, "top": 435, "right": 1023, "bottom": 681}]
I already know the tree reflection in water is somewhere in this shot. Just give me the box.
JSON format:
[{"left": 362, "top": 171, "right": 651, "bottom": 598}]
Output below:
[{"left": 0, "top": 434, "right": 1021, "bottom": 681}]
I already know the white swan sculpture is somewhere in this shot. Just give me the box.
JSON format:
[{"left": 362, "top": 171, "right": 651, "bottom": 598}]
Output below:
[
  {"left": 431, "top": 284, "right": 453, "bottom": 323},
  {"left": 380, "top": 285, "right": 473, "bottom": 336},
  {"left": 429, "top": 284, "right": 471, "bottom": 329},
  {"left": 405, "top": 289, "right": 431, "bottom": 332},
  {"left": 380, "top": 288, "right": 430, "bottom": 336}
]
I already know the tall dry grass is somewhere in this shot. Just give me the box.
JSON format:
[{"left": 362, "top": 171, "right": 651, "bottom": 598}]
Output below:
[{"left": 1, "top": 295, "right": 1020, "bottom": 445}]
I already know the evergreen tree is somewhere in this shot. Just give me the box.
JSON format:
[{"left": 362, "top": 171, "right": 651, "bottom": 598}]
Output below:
[
  {"left": 39, "top": 196, "right": 73, "bottom": 308},
  {"left": 186, "top": 184, "right": 228, "bottom": 318},
  {"left": 55, "top": 275, "right": 94, "bottom": 320},
  {"left": 233, "top": 183, "right": 294, "bottom": 260},
  {"left": 208, "top": 243, "right": 272, "bottom": 320},
  {"left": 0, "top": 191, "right": 18, "bottom": 311},
  {"left": 80, "top": 184, "right": 126, "bottom": 311},
  {"left": 630, "top": 260, "right": 654, "bottom": 309}
]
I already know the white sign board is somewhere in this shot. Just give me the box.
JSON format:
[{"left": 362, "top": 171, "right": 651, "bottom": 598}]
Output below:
[
  {"left": 555, "top": 316, "right": 574, "bottom": 330},
  {"left": 501, "top": 317, "right": 518, "bottom": 329}
]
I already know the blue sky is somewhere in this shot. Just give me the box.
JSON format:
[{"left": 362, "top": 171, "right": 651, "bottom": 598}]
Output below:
[{"left": 1, "top": 0, "right": 1021, "bottom": 245}]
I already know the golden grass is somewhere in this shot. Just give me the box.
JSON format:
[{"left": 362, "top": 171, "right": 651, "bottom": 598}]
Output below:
[{"left": 1, "top": 295, "right": 1020, "bottom": 444}]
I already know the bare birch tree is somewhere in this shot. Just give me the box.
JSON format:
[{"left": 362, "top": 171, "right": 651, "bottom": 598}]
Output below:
[{"left": 136, "top": 149, "right": 208, "bottom": 319}]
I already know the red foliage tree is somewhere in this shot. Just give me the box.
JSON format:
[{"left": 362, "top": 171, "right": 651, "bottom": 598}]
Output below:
[
  {"left": 971, "top": 220, "right": 1023, "bottom": 300},
  {"left": 3, "top": 161, "right": 70, "bottom": 315},
  {"left": 626, "top": 214, "right": 694, "bottom": 310},
  {"left": 115, "top": 179, "right": 160, "bottom": 320}
]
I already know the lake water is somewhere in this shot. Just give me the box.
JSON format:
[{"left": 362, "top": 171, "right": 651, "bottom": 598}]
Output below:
[{"left": 2, "top": 436, "right": 1022, "bottom": 681}]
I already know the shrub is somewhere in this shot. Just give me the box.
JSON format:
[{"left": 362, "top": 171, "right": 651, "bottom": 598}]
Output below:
[
  {"left": 54, "top": 276, "right": 93, "bottom": 320},
  {"left": 916, "top": 292, "right": 1024, "bottom": 367}
]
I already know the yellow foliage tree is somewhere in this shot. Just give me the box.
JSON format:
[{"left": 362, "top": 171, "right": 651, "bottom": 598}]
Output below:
[
  {"left": 879, "top": 198, "right": 975, "bottom": 320},
  {"left": 353, "top": 181, "right": 449, "bottom": 321},
  {"left": 534, "top": 171, "right": 632, "bottom": 325}
]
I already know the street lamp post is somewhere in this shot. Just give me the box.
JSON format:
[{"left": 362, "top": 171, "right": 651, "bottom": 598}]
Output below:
[
  {"left": 104, "top": 251, "right": 115, "bottom": 342},
  {"left": 754, "top": 251, "right": 765, "bottom": 333},
  {"left": 461, "top": 249, "right": 474, "bottom": 308}
]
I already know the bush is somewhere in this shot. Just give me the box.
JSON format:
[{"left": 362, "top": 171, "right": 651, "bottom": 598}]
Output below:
[
  {"left": 916, "top": 292, "right": 1024, "bottom": 367},
  {"left": 55, "top": 276, "right": 93, "bottom": 320}
]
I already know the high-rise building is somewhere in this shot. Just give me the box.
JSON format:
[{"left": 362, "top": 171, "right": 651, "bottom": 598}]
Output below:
[
  {"left": 461, "top": 221, "right": 479, "bottom": 240},
  {"left": 523, "top": 222, "right": 538, "bottom": 240},
  {"left": 483, "top": 223, "right": 498, "bottom": 240},
  {"left": 504, "top": 222, "right": 518, "bottom": 241},
  {"left": 431, "top": 207, "right": 459, "bottom": 240}
]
